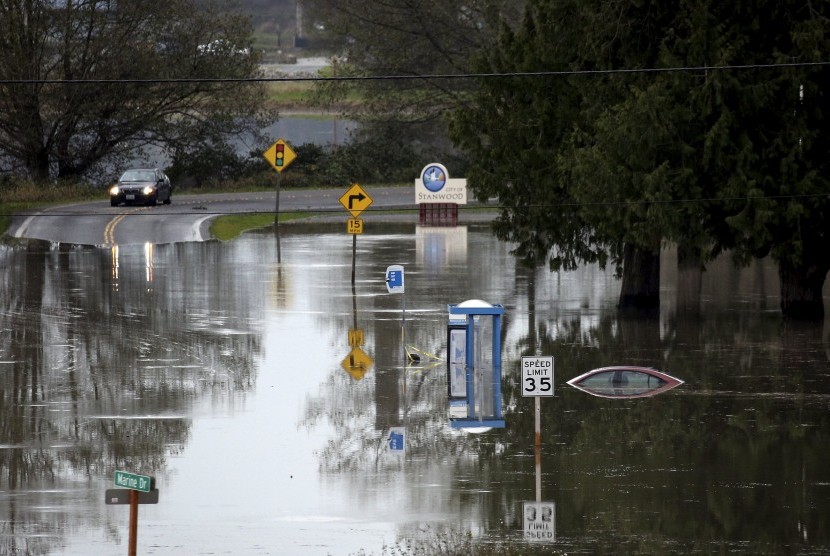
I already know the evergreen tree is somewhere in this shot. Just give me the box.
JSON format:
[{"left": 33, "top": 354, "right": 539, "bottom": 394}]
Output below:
[{"left": 451, "top": 0, "right": 830, "bottom": 318}]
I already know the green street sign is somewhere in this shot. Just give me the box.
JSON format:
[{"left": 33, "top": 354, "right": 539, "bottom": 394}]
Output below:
[{"left": 114, "top": 470, "right": 154, "bottom": 493}]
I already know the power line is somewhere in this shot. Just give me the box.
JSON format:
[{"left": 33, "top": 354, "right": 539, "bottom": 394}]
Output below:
[
  {"left": 3, "top": 192, "right": 828, "bottom": 218},
  {"left": 1, "top": 60, "right": 828, "bottom": 85}
]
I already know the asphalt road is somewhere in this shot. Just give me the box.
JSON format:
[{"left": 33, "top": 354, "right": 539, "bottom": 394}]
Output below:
[{"left": 8, "top": 186, "right": 421, "bottom": 246}]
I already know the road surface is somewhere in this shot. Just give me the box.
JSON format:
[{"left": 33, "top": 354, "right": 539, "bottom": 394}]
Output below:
[{"left": 8, "top": 186, "right": 422, "bottom": 246}]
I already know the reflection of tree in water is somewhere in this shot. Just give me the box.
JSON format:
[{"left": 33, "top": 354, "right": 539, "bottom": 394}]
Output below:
[
  {"left": 498, "top": 303, "right": 830, "bottom": 551},
  {"left": 0, "top": 241, "right": 261, "bottom": 554},
  {"left": 291, "top": 225, "right": 830, "bottom": 552}
]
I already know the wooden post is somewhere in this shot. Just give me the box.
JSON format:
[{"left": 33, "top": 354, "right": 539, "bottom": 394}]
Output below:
[{"left": 128, "top": 489, "right": 139, "bottom": 556}]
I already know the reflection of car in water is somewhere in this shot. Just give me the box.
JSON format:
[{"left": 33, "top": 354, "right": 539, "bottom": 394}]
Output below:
[
  {"left": 566, "top": 366, "right": 684, "bottom": 399},
  {"left": 109, "top": 168, "right": 172, "bottom": 207}
]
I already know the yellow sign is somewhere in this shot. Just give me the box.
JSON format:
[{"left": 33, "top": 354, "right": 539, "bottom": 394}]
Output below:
[
  {"left": 347, "top": 218, "right": 364, "bottom": 234},
  {"left": 348, "top": 328, "right": 365, "bottom": 347},
  {"left": 339, "top": 183, "right": 373, "bottom": 217},
  {"left": 341, "top": 346, "right": 373, "bottom": 380},
  {"left": 263, "top": 138, "right": 297, "bottom": 173}
]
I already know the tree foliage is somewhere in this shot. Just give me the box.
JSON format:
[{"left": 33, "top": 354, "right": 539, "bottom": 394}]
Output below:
[
  {"left": 451, "top": 0, "right": 830, "bottom": 318},
  {"left": 303, "top": 0, "right": 525, "bottom": 178},
  {"left": 306, "top": 0, "right": 524, "bottom": 121},
  {"left": 0, "top": 0, "right": 270, "bottom": 182}
]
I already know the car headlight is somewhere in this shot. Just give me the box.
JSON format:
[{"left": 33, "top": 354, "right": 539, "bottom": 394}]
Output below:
[
  {"left": 142, "top": 185, "right": 156, "bottom": 195},
  {"left": 109, "top": 186, "right": 120, "bottom": 195}
]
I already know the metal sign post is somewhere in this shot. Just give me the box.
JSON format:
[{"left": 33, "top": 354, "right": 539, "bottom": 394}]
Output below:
[
  {"left": 339, "top": 184, "right": 373, "bottom": 288},
  {"left": 521, "top": 356, "right": 554, "bottom": 448},
  {"left": 385, "top": 265, "right": 406, "bottom": 361},
  {"left": 263, "top": 138, "right": 298, "bottom": 263},
  {"left": 385, "top": 265, "right": 407, "bottom": 458},
  {"left": 109, "top": 471, "right": 157, "bottom": 556}
]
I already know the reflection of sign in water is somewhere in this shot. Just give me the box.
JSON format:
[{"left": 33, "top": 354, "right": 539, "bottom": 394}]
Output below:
[
  {"left": 348, "top": 327, "right": 365, "bottom": 347},
  {"left": 567, "top": 366, "right": 684, "bottom": 399},
  {"left": 388, "top": 427, "right": 405, "bottom": 452},
  {"left": 415, "top": 226, "right": 468, "bottom": 267},
  {"left": 523, "top": 501, "right": 555, "bottom": 542},
  {"left": 340, "top": 347, "right": 374, "bottom": 380}
]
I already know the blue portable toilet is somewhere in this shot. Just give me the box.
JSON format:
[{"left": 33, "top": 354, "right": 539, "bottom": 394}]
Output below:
[{"left": 446, "top": 300, "right": 505, "bottom": 430}]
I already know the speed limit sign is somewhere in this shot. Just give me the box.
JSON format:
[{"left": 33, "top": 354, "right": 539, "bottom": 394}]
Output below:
[{"left": 521, "top": 356, "right": 554, "bottom": 397}]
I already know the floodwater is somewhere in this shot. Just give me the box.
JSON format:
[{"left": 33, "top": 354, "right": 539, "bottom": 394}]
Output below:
[{"left": 1, "top": 220, "right": 829, "bottom": 555}]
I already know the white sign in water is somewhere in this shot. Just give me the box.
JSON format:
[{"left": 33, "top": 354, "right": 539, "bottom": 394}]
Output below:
[
  {"left": 523, "top": 501, "right": 555, "bottom": 542},
  {"left": 521, "top": 356, "right": 554, "bottom": 397}
]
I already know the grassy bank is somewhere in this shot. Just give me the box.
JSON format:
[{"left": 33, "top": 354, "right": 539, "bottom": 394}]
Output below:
[
  {"left": 210, "top": 211, "right": 311, "bottom": 241},
  {"left": 0, "top": 181, "right": 101, "bottom": 237}
]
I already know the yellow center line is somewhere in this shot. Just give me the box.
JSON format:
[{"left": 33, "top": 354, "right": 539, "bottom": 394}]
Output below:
[{"left": 103, "top": 207, "right": 147, "bottom": 246}]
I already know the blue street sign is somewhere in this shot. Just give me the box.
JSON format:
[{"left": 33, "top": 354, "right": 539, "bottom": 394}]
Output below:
[
  {"left": 385, "top": 265, "right": 405, "bottom": 294},
  {"left": 388, "top": 427, "right": 405, "bottom": 452}
]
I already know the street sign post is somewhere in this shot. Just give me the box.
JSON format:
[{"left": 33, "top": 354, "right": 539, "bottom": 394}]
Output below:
[
  {"left": 262, "top": 138, "right": 297, "bottom": 172},
  {"left": 105, "top": 489, "right": 159, "bottom": 505},
  {"left": 385, "top": 265, "right": 404, "bottom": 294},
  {"left": 111, "top": 470, "right": 157, "bottom": 556},
  {"left": 347, "top": 218, "right": 363, "bottom": 234},
  {"left": 339, "top": 183, "right": 373, "bottom": 217},
  {"left": 340, "top": 183, "right": 373, "bottom": 287},
  {"left": 521, "top": 356, "right": 554, "bottom": 397},
  {"left": 385, "top": 265, "right": 407, "bottom": 377},
  {"left": 262, "top": 138, "right": 298, "bottom": 263},
  {"left": 114, "top": 470, "right": 154, "bottom": 493},
  {"left": 521, "top": 356, "right": 554, "bottom": 449}
]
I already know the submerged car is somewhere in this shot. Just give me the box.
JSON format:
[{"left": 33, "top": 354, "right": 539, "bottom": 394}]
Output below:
[
  {"left": 110, "top": 168, "right": 172, "bottom": 207},
  {"left": 566, "top": 366, "right": 684, "bottom": 399}
]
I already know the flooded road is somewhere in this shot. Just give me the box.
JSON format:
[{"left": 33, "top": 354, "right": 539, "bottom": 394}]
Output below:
[{"left": 1, "top": 221, "right": 829, "bottom": 555}]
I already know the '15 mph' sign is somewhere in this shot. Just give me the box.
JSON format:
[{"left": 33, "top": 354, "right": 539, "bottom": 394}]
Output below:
[{"left": 521, "top": 356, "right": 554, "bottom": 397}]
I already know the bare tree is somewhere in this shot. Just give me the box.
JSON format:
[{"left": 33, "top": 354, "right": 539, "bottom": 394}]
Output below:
[{"left": 0, "top": 0, "right": 270, "bottom": 182}]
